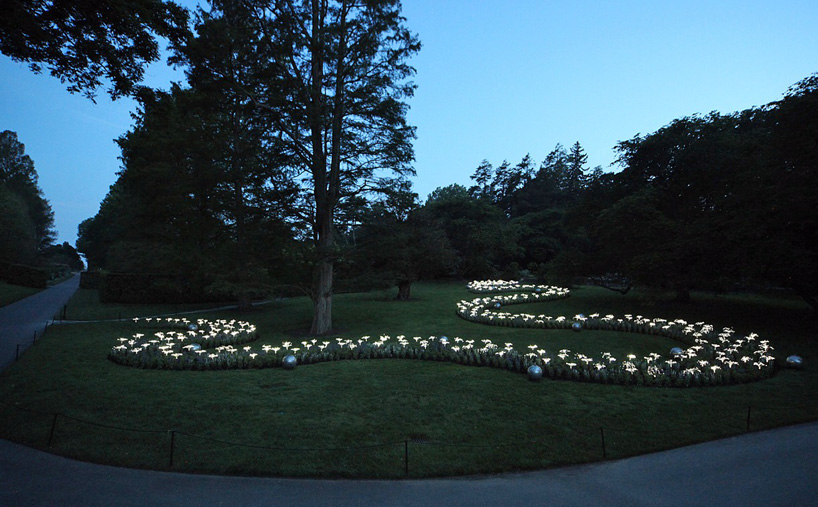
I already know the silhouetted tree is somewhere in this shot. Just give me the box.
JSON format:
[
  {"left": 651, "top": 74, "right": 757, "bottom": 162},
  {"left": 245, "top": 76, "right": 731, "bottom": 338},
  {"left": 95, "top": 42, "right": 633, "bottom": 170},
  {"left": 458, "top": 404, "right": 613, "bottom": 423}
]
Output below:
[
  {"left": 0, "top": 130, "right": 55, "bottom": 256},
  {"left": 0, "top": 0, "right": 189, "bottom": 99}
]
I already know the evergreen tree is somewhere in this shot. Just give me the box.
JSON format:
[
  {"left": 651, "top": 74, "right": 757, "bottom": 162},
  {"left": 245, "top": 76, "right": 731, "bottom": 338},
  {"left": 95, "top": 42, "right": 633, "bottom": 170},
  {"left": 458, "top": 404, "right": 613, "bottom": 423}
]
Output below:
[{"left": 0, "top": 130, "right": 55, "bottom": 257}]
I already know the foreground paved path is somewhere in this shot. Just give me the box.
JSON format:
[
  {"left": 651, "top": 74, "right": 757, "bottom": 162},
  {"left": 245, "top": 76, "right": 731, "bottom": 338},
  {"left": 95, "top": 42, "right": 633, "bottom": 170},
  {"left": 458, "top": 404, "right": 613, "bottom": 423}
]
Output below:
[
  {"left": 1, "top": 276, "right": 816, "bottom": 505},
  {"left": 0, "top": 274, "right": 79, "bottom": 371},
  {"left": 1, "top": 421, "right": 816, "bottom": 506}
]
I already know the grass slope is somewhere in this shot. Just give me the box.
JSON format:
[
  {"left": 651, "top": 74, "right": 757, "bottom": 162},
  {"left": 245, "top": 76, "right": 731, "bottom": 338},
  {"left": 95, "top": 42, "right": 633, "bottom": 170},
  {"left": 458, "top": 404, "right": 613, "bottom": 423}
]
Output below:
[
  {"left": 0, "top": 282, "right": 816, "bottom": 478},
  {"left": 0, "top": 281, "right": 40, "bottom": 307}
]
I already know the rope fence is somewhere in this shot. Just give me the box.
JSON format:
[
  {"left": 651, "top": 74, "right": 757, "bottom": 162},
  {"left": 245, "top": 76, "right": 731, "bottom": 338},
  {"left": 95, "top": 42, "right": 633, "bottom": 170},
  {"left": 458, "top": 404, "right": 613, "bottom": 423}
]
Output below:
[{"left": 1, "top": 398, "right": 814, "bottom": 478}]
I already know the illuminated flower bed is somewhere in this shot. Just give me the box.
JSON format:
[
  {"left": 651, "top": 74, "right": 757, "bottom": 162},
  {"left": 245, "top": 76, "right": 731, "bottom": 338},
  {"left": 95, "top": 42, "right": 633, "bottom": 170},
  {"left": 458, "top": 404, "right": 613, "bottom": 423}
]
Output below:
[
  {"left": 456, "top": 280, "right": 776, "bottom": 386},
  {"left": 108, "top": 282, "right": 777, "bottom": 387}
]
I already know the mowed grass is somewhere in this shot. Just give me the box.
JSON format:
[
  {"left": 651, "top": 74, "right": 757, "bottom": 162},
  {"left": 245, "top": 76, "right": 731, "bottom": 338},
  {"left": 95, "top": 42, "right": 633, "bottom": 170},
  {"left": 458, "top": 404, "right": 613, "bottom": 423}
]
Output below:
[
  {"left": 0, "top": 281, "right": 816, "bottom": 478},
  {"left": 0, "top": 281, "right": 40, "bottom": 307},
  {"left": 57, "top": 287, "right": 241, "bottom": 321}
]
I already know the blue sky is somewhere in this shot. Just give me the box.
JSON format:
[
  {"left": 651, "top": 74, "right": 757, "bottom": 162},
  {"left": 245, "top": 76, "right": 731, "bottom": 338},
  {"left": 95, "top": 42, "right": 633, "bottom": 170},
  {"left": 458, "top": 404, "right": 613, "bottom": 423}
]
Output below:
[{"left": 1, "top": 0, "right": 817, "bottom": 245}]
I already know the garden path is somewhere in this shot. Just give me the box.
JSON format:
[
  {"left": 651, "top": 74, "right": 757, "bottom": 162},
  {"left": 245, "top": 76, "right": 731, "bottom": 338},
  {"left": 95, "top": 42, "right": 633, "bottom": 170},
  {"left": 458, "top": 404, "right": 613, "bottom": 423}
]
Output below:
[
  {"left": 0, "top": 274, "right": 79, "bottom": 371},
  {"left": 0, "top": 421, "right": 816, "bottom": 506}
]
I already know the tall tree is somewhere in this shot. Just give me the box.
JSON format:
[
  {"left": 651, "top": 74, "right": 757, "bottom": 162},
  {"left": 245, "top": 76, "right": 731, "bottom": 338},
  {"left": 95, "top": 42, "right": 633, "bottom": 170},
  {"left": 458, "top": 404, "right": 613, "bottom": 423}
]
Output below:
[
  {"left": 492, "top": 154, "right": 534, "bottom": 216},
  {"left": 762, "top": 73, "right": 818, "bottom": 310},
  {"left": 468, "top": 159, "right": 493, "bottom": 199},
  {"left": 241, "top": 0, "right": 420, "bottom": 334},
  {"left": 565, "top": 141, "right": 588, "bottom": 195},
  {"left": 0, "top": 0, "right": 189, "bottom": 99},
  {"left": 0, "top": 185, "right": 37, "bottom": 263},
  {"left": 171, "top": 1, "right": 297, "bottom": 308},
  {"left": 0, "top": 130, "right": 55, "bottom": 255}
]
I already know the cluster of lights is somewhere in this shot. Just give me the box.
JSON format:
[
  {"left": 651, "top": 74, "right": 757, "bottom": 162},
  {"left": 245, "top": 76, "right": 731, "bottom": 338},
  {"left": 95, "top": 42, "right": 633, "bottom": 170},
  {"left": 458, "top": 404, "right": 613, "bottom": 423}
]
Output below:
[
  {"left": 467, "top": 280, "right": 567, "bottom": 294},
  {"left": 456, "top": 280, "right": 776, "bottom": 384},
  {"left": 107, "top": 282, "right": 778, "bottom": 386}
]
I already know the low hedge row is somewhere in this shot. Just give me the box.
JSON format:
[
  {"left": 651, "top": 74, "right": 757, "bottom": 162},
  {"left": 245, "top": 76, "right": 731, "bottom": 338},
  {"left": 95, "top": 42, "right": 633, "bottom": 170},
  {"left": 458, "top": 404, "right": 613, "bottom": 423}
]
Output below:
[
  {"left": 99, "top": 272, "right": 233, "bottom": 304},
  {"left": 0, "top": 261, "right": 48, "bottom": 288}
]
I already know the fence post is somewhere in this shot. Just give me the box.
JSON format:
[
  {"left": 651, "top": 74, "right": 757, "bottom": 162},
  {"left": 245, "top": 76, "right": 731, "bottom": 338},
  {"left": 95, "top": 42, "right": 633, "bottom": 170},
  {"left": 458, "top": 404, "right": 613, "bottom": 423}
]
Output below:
[
  {"left": 48, "top": 413, "right": 59, "bottom": 447},
  {"left": 33, "top": 331, "right": 37, "bottom": 345},
  {"left": 15, "top": 344, "right": 20, "bottom": 361},
  {"left": 404, "top": 440, "right": 409, "bottom": 477},
  {"left": 600, "top": 428, "right": 607, "bottom": 459},
  {"left": 169, "top": 430, "right": 176, "bottom": 468}
]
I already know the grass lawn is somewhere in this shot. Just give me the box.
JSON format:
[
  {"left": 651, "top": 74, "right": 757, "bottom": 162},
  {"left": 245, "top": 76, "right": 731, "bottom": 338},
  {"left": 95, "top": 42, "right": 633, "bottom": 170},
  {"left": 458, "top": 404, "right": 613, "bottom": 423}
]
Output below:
[
  {"left": 57, "top": 287, "right": 246, "bottom": 321},
  {"left": 1, "top": 281, "right": 816, "bottom": 478},
  {"left": 0, "top": 281, "right": 41, "bottom": 307}
]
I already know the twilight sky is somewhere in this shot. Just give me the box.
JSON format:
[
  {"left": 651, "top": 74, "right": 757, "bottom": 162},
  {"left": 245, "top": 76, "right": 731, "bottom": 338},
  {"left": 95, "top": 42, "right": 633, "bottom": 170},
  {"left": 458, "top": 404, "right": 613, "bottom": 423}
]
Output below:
[{"left": 1, "top": 0, "right": 816, "bottom": 245}]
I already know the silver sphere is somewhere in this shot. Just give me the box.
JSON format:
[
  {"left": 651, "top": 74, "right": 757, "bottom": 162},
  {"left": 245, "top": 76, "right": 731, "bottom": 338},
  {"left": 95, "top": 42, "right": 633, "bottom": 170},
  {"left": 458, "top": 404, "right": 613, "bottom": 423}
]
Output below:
[
  {"left": 527, "top": 364, "right": 543, "bottom": 381},
  {"left": 572, "top": 322, "right": 582, "bottom": 332},
  {"left": 439, "top": 336, "right": 449, "bottom": 345},
  {"left": 190, "top": 343, "right": 202, "bottom": 351},
  {"left": 786, "top": 355, "right": 804, "bottom": 369},
  {"left": 282, "top": 354, "right": 297, "bottom": 370},
  {"left": 577, "top": 313, "right": 585, "bottom": 319},
  {"left": 187, "top": 324, "right": 199, "bottom": 331},
  {"left": 494, "top": 302, "right": 502, "bottom": 309},
  {"left": 535, "top": 288, "right": 542, "bottom": 293},
  {"left": 670, "top": 347, "right": 684, "bottom": 357}
]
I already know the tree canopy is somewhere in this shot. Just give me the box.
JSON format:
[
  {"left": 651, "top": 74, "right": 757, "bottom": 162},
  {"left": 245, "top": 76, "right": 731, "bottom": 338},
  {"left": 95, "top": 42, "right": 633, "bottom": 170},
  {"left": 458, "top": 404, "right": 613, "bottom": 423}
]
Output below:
[
  {"left": 0, "top": 0, "right": 190, "bottom": 99},
  {"left": 0, "top": 130, "right": 55, "bottom": 263}
]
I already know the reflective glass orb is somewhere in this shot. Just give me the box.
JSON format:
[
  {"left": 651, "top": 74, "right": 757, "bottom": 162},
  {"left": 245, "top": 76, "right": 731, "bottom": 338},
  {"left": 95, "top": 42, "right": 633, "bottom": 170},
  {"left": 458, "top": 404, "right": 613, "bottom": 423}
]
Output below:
[
  {"left": 670, "top": 347, "right": 684, "bottom": 357},
  {"left": 527, "top": 364, "right": 543, "bottom": 381},
  {"left": 786, "top": 355, "right": 804, "bottom": 369},
  {"left": 494, "top": 302, "right": 502, "bottom": 309},
  {"left": 188, "top": 324, "right": 199, "bottom": 331},
  {"left": 572, "top": 322, "right": 582, "bottom": 332},
  {"left": 190, "top": 343, "right": 202, "bottom": 351},
  {"left": 282, "top": 354, "right": 297, "bottom": 370},
  {"left": 439, "top": 336, "right": 449, "bottom": 345}
]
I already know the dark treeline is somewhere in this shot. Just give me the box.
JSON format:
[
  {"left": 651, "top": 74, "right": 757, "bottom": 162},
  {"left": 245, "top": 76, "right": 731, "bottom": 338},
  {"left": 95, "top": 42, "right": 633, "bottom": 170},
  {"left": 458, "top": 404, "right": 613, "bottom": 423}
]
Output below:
[
  {"left": 0, "top": 130, "right": 83, "bottom": 276},
  {"left": 78, "top": 70, "right": 818, "bottom": 313},
  {"left": 413, "top": 73, "right": 817, "bottom": 311}
]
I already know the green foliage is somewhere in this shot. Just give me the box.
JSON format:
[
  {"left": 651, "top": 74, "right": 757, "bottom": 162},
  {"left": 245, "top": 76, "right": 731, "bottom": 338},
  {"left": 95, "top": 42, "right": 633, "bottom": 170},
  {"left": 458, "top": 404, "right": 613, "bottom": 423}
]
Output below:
[
  {"left": 0, "top": 185, "right": 37, "bottom": 263},
  {"left": 0, "top": 130, "right": 55, "bottom": 258},
  {"left": 349, "top": 183, "right": 456, "bottom": 299},
  {"left": 42, "top": 242, "right": 84, "bottom": 271},
  {"left": 99, "top": 272, "right": 233, "bottom": 305},
  {"left": 0, "top": 261, "right": 48, "bottom": 288},
  {"left": 0, "top": 0, "right": 189, "bottom": 100},
  {"left": 421, "top": 184, "right": 521, "bottom": 278}
]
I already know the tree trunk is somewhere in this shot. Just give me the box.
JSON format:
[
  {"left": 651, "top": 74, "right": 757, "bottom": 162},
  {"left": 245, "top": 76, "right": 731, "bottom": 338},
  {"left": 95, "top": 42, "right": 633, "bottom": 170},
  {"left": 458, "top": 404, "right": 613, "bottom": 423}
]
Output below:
[
  {"left": 396, "top": 280, "right": 412, "bottom": 301},
  {"left": 237, "top": 292, "right": 253, "bottom": 312},
  {"left": 308, "top": 0, "right": 332, "bottom": 336},
  {"left": 310, "top": 257, "right": 333, "bottom": 334}
]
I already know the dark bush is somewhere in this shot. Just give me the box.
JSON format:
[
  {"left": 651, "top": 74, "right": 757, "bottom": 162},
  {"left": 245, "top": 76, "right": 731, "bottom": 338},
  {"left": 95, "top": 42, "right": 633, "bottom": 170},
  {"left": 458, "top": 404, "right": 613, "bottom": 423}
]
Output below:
[
  {"left": 99, "top": 272, "right": 232, "bottom": 304},
  {"left": 0, "top": 261, "right": 48, "bottom": 288},
  {"left": 80, "top": 270, "right": 104, "bottom": 289}
]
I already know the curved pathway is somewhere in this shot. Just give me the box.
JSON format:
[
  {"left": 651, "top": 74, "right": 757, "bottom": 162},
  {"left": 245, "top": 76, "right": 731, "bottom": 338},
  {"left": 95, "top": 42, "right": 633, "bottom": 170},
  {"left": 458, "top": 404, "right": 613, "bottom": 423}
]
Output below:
[
  {"left": 1, "top": 277, "right": 816, "bottom": 505},
  {"left": 1, "top": 422, "right": 816, "bottom": 506},
  {"left": 0, "top": 274, "right": 79, "bottom": 371}
]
